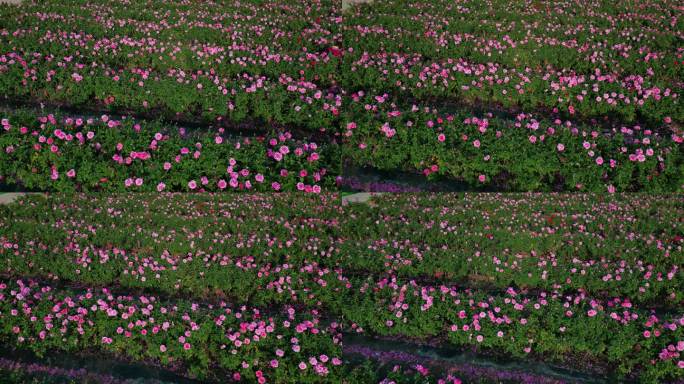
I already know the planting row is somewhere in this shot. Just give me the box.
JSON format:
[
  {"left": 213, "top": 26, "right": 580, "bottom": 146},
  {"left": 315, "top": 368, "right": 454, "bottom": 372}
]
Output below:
[
  {"left": 1, "top": 0, "right": 683, "bottom": 192},
  {"left": 0, "top": 278, "right": 345, "bottom": 382},
  {"left": 3, "top": 0, "right": 681, "bottom": 128},
  {"left": 0, "top": 278, "right": 484, "bottom": 384},
  {"left": 0, "top": 0, "right": 341, "bottom": 128},
  {"left": 0, "top": 194, "right": 682, "bottom": 381},
  {"left": 2, "top": 193, "right": 680, "bottom": 305},
  {"left": 2, "top": 276, "right": 682, "bottom": 383},
  {"left": 340, "top": 90, "right": 684, "bottom": 193},
  {"left": 342, "top": 0, "right": 683, "bottom": 125},
  {"left": 2, "top": 105, "right": 682, "bottom": 192},
  {"left": 0, "top": 110, "right": 337, "bottom": 192},
  {"left": 339, "top": 0, "right": 682, "bottom": 191}
]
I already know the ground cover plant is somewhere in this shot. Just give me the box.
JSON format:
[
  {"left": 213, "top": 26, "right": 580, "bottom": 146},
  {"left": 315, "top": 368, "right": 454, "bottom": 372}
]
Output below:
[{"left": 0, "top": 193, "right": 682, "bottom": 382}]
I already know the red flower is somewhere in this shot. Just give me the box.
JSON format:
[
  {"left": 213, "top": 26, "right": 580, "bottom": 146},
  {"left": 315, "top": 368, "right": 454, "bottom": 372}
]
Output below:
[{"left": 330, "top": 46, "right": 342, "bottom": 58}]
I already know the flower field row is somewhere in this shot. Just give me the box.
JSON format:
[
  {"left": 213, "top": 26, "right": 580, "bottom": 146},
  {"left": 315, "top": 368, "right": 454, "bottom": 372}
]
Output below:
[
  {"left": 1, "top": 0, "right": 682, "bottom": 192},
  {"left": 338, "top": 0, "right": 683, "bottom": 192},
  {"left": 0, "top": 0, "right": 341, "bottom": 129},
  {"left": 6, "top": 0, "right": 679, "bottom": 129},
  {"left": 0, "top": 110, "right": 337, "bottom": 192},
  {"left": 342, "top": 0, "right": 683, "bottom": 125},
  {"left": 0, "top": 278, "right": 467, "bottom": 383},
  {"left": 2, "top": 104, "right": 682, "bottom": 192},
  {"left": 0, "top": 278, "right": 346, "bottom": 383},
  {"left": 0, "top": 193, "right": 682, "bottom": 382},
  {"left": 341, "top": 94, "right": 684, "bottom": 192},
  {"left": 2, "top": 193, "right": 681, "bottom": 305}
]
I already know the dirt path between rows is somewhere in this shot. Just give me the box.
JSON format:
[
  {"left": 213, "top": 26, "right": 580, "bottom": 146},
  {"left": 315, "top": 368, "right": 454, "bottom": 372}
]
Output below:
[
  {"left": 341, "top": 192, "right": 383, "bottom": 204},
  {"left": 342, "top": 0, "right": 373, "bottom": 11},
  {"left": 0, "top": 192, "right": 44, "bottom": 205}
]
